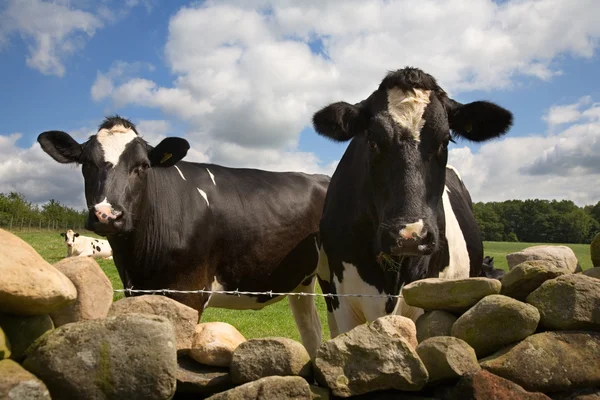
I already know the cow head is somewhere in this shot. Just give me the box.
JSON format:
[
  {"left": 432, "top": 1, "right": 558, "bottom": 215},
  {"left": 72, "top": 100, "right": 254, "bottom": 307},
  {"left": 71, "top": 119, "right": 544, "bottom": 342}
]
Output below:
[
  {"left": 39, "top": 116, "right": 190, "bottom": 236},
  {"left": 60, "top": 229, "right": 78, "bottom": 247},
  {"left": 313, "top": 67, "right": 512, "bottom": 261}
]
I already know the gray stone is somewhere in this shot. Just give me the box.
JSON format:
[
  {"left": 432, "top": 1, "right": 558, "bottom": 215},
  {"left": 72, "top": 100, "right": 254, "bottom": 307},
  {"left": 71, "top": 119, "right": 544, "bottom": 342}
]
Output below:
[
  {"left": 310, "top": 385, "right": 330, "bottom": 399},
  {"left": 206, "top": 376, "right": 312, "bottom": 400},
  {"left": 109, "top": 294, "right": 199, "bottom": 350},
  {"left": 370, "top": 314, "right": 418, "bottom": 348},
  {"left": 402, "top": 278, "right": 501, "bottom": 313},
  {"left": 451, "top": 294, "right": 540, "bottom": 357},
  {"left": 416, "top": 336, "right": 480, "bottom": 384},
  {"left": 444, "top": 369, "right": 551, "bottom": 400},
  {"left": 526, "top": 274, "right": 600, "bottom": 331},
  {"left": 500, "top": 260, "right": 566, "bottom": 300},
  {"left": 50, "top": 256, "right": 113, "bottom": 326},
  {"left": 314, "top": 323, "right": 428, "bottom": 397},
  {"left": 176, "top": 354, "right": 234, "bottom": 396},
  {"left": 231, "top": 337, "right": 312, "bottom": 384},
  {"left": 416, "top": 310, "right": 457, "bottom": 343},
  {"left": 480, "top": 331, "right": 600, "bottom": 393},
  {"left": 552, "top": 388, "right": 600, "bottom": 399},
  {"left": 22, "top": 313, "right": 177, "bottom": 400},
  {"left": 0, "top": 359, "right": 51, "bottom": 400},
  {"left": 582, "top": 267, "right": 600, "bottom": 280},
  {"left": 0, "top": 313, "right": 53, "bottom": 361},
  {"left": 0, "top": 228, "right": 77, "bottom": 315},
  {"left": 506, "top": 245, "right": 578, "bottom": 273}
]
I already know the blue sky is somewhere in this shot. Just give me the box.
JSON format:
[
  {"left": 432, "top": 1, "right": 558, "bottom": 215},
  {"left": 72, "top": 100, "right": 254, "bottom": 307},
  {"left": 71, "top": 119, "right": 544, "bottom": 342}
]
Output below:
[{"left": 1, "top": 0, "right": 600, "bottom": 208}]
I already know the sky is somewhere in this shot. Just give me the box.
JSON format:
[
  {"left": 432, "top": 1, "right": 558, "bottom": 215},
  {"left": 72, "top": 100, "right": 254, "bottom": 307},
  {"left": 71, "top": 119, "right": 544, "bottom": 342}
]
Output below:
[{"left": 1, "top": 0, "right": 600, "bottom": 210}]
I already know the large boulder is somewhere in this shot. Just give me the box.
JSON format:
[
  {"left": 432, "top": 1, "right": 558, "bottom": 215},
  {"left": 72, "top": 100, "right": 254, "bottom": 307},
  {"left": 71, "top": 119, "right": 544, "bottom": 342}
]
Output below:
[
  {"left": 109, "top": 294, "right": 198, "bottom": 350},
  {"left": 206, "top": 376, "right": 312, "bottom": 400},
  {"left": 415, "top": 336, "right": 480, "bottom": 384},
  {"left": 480, "top": 331, "right": 600, "bottom": 393},
  {"left": 0, "top": 229, "right": 77, "bottom": 315},
  {"left": 176, "top": 354, "right": 234, "bottom": 396},
  {"left": 370, "top": 315, "right": 418, "bottom": 349},
  {"left": 506, "top": 245, "right": 578, "bottom": 273},
  {"left": 0, "top": 359, "right": 51, "bottom": 400},
  {"left": 0, "top": 314, "right": 53, "bottom": 361},
  {"left": 415, "top": 310, "right": 457, "bottom": 343},
  {"left": 443, "top": 370, "right": 551, "bottom": 400},
  {"left": 451, "top": 294, "right": 540, "bottom": 357},
  {"left": 526, "top": 274, "right": 600, "bottom": 331},
  {"left": 402, "top": 278, "right": 501, "bottom": 313},
  {"left": 22, "top": 313, "right": 177, "bottom": 400},
  {"left": 314, "top": 323, "right": 428, "bottom": 397},
  {"left": 50, "top": 257, "right": 113, "bottom": 326},
  {"left": 189, "top": 322, "right": 246, "bottom": 367},
  {"left": 500, "top": 260, "right": 566, "bottom": 300},
  {"left": 230, "top": 337, "right": 312, "bottom": 384}
]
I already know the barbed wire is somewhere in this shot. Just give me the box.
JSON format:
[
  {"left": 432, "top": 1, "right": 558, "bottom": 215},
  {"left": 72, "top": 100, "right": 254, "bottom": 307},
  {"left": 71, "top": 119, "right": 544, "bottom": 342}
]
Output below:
[{"left": 114, "top": 287, "right": 405, "bottom": 299}]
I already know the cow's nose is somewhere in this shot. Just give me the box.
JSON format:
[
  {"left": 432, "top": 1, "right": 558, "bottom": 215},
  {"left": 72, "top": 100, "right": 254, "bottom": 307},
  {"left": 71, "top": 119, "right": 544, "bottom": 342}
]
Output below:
[
  {"left": 94, "top": 205, "right": 122, "bottom": 224},
  {"left": 398, "top": 220, "right": 426, "bottom": 240}
]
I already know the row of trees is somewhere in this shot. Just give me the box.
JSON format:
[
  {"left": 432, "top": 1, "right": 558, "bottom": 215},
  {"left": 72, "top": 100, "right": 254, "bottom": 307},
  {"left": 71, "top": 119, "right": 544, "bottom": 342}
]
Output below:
[
  {"left": 1, "top": 192, "right": 599, "bottom": 243},
  {"left": 0, "top": 192, "right": 87, "bottom": 231},
  {"left": 474, "top": 199, "right": 600, "bottom": 244}
]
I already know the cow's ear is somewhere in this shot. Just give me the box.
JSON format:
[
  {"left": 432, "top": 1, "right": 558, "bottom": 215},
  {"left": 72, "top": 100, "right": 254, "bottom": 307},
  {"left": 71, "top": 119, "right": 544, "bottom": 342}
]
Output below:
[
  {"left": 60, "top": 233, "right": 65, "bottom": 237},
  {"left": 446, "top": 99, "right": 513, "bottom": 142},
  {"left": 74, "top": 233, "right": 79, "bottom": 237},
  {"left": 313, "top": 101, "right": 368, "bottom": 142},
  {"left": 148, "top": 137, "right": 190, "bottom": 167},
  {"left": 38, "top": 131, "right": 83, "bottom": 164}
]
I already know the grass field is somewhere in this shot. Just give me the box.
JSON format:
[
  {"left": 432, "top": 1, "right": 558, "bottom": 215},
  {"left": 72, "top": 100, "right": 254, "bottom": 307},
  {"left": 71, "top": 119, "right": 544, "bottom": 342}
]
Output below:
[{"left": 14, "top": 230, "right": 593, "bottom": 341}]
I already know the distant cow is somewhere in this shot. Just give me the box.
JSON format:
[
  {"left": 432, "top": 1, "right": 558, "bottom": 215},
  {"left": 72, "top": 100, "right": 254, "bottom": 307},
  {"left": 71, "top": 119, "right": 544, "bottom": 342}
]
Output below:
[
  {"left": 480, "top": 256, "right": 505, "bottom": 280},
  {"left": 38, "top": 116, "right": 329, "bottom": 358},
  {"left": 60, "top": 229, "right": 113, "bottom": 259},
  {"left": 312, "top": 67, "right": 513, "bottom": 336}
]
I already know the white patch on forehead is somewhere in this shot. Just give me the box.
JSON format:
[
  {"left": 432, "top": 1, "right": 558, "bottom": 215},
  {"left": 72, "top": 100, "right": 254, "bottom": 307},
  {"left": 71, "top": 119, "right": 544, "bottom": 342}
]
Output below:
[
  {"left": 387, "top": 88, "right": 431, "bottom": 141},
  {"left": 446, "top": 164, "right": 463, "bottom": 182},
  {"left": 96, "top": 125, "right": 137, "bottom": 167},
  {"left": 197, "top": 188, "right": 209, "bottom": 206},
  {"left": 174, "top": 165, "right": 186, "bottom": 181},
  {"left": 206, "top": 168, "right": 216, "bottom": 185}
]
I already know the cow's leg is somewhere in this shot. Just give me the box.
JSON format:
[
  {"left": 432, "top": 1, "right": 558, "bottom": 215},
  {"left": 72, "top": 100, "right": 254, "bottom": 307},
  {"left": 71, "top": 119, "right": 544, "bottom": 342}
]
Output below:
[
  {"left": 332, "top": 298, "right": 366, "bottom": 335},
  {"left": 289, "top": 276, "right": 322, "bottom": 360}
]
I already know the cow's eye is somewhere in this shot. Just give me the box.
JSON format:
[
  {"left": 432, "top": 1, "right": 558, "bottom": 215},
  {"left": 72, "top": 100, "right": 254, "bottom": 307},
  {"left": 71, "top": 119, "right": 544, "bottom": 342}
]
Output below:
[
  {"left": 133, "top": 162, "right": 150, "bottom": 175},
  {"left": 368, "top": 140, "right": 378, "bottom": 151}
]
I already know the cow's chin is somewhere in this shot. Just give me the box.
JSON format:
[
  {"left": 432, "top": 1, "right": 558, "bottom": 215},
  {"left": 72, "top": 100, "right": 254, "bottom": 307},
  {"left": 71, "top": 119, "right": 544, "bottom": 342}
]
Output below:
[{"left": 86, "top": 220, "right": 125, "bottom": 236}]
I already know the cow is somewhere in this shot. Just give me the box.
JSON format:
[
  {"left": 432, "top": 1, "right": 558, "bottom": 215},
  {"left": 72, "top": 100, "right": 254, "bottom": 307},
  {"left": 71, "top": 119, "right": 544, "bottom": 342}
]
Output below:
[
  {"left": 37, "top": 116, "right": 329, "bottom": 358},
  {"left": 480, "top": 256, "right": 505, "bottom": 280},
  {"left": 312, "top": 67, "right": 513, "bottom": 337},
  {"left": 60, "top": 229, "right": 113, "bottom": 259}
]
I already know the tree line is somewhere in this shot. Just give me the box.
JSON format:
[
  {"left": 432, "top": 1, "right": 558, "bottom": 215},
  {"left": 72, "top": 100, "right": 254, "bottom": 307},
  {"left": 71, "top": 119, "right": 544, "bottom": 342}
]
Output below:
[
  {"left": 474, "top": 199, "right": 600, "bottom": 244},
  {"left": 0, "top": 192, "right": 86, "bottom": 231}
]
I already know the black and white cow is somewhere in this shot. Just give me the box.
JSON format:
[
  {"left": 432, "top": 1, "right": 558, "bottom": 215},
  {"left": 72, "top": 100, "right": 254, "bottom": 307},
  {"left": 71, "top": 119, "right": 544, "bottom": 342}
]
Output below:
[
  {"left": 60, "top": 229, "right": 113, "bottom": 259},
  {"left": 312, "top": 67, "right": 513, "bottom": 336},
  {"left": 38, "top": 116, "right": 329, "bottom": 357}
]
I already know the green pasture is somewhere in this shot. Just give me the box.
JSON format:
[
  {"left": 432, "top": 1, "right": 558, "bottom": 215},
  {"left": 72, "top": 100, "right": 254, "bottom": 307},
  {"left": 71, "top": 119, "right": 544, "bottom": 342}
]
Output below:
[{"left": 14, "top": 231, "right": 593, "bottom": 341}]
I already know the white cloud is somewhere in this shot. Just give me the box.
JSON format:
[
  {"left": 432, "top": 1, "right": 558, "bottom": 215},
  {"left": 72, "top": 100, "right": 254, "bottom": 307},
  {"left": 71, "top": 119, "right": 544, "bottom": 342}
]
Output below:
[
  {"left": 449, "top": 97, "right": 600, "bottom": 206},
  {"left": 91, "top": 0, "right": 600, "bottom": 174}
]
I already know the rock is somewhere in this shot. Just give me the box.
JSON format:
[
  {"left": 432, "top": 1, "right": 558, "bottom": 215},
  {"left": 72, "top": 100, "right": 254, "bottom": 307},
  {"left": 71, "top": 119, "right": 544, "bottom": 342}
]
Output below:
[
  {"left": 0, "top": 359, "right": 51, "bottom": 400},
  {"left": 176, "top": 354, "right": 234, "bottom": 396},
  {"left": 506, "top": 245, "right": 578, "bottom": 273},
  {"left": 416, "top": 310, "right": 457, "bottom": 343},
  {"left": 402, "top": 278, "right": 501, "bottom": 313},
  {"left": 109, "top": 294, "right": 198, "bottom": 350},
  {"left": 480, "top": 331, "right": 600, "bottom": 393},
  {"left": 552, "top": 388, "right": 600, "bottom": 399},
  {"left": 451, "top": 294, "right": 539, "bottom": 357},
  {"left": 310, "top": 385, "right": 330, "bottom": 399},
  {"left": 22, "top": 313, "right": 177, "bottom": 400},
  {"left": 370, "top": 315, "right": 418, "bottom": 349},
  {"left": 0, "top": 314, "right": 53, "bottom": 361},
  {"left": 500, "top": 260, "right": 566, "bottom": 300},
  {"left": 231, "top": 337, "right": 312, "bottom": 384},
  {"left": 0, "top": 229, "right": 77, "bottom": 315},
  {"left": 526, "top": 274, "right": 600, "bottom": 331},
  {"left": 189, "top": 322, "right": 246, "bottom": 367},
  {"left": 415, "top": 336, "right": 480, "bottom": 384},
  {"left": 50, "top": 257, "right": 113, "bottom": 326},
  {"left": 314, "top": 323, "right": 428, "bottom": 397},
  {"left": 336, "top": 390, "right": 438, "bottom": 399},
  {"left": 444, "top": 370, "right": 551, "bottom": 400},
  {"left": 582, "top": 267, "right": 600, "bottom": 280},
  {"left": 206, "top": 376, "right": 312, "bottom": 400},
  {"left": 0, "top": 326, "right": 9, "bottom": 360}
]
